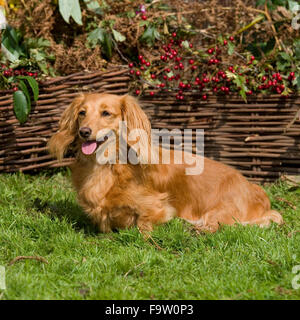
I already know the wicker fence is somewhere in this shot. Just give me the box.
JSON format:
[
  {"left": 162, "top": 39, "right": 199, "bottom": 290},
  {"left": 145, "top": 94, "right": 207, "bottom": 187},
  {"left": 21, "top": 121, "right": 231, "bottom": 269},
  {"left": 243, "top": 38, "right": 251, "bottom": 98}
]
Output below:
[{"left": 1, "top": 68, "right": 300, "bottom": 183}]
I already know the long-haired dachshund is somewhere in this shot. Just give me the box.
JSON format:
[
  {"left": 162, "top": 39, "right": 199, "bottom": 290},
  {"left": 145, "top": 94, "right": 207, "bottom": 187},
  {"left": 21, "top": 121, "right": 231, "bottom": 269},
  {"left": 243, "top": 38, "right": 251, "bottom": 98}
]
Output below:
[{"left": 48, "top": 93, "right": 283, "bottom": 233}]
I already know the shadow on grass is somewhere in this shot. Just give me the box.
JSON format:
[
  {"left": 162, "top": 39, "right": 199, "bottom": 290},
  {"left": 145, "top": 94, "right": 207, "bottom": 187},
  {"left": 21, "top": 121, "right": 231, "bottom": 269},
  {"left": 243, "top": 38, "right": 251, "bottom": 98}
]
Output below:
[{"left": 33, "top": 198, "right": 98, "bottom": 236}]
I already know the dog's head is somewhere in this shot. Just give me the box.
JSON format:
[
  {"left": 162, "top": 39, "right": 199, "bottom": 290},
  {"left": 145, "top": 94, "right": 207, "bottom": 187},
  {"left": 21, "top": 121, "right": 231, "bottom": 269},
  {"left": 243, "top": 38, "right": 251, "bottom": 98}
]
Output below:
[{"left": 48, "top": 93, "right": 151, "bottom": 162}]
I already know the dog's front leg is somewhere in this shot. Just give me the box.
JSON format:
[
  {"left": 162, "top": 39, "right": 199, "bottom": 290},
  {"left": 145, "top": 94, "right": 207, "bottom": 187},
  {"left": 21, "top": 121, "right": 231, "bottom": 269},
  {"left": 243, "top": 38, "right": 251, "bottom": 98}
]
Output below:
[{"left": 133, "top": 191, "right": 176, "bottom": 232}]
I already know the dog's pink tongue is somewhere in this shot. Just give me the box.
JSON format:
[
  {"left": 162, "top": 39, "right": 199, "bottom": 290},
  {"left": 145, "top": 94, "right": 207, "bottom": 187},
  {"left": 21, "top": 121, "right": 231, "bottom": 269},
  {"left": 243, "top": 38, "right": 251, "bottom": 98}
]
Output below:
[{"left": 82, "top": 141, "right": 97, "bottom": 155}]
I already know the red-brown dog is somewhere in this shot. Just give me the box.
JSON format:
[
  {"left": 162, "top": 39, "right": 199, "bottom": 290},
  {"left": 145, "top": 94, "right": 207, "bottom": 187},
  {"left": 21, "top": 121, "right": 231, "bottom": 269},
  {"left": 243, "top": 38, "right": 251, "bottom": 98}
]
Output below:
[{"left": 48, "top": 93, "right": 283, "bottom": 233}]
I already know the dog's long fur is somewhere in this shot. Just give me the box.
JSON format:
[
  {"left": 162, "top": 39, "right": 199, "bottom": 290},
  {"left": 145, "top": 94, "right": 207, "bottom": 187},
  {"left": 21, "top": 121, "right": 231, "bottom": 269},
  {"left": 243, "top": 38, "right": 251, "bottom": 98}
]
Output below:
[{"left": 48, "top": 93, "right": 283, "bottom": 233}]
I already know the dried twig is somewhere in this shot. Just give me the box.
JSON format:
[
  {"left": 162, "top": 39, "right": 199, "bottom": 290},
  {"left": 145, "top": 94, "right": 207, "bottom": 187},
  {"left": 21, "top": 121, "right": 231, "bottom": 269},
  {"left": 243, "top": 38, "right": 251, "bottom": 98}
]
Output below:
[
  {"left": 275, "top": 197, "right": 297, "bottom": 210},
  {"left": 8, "top": 256, "right": 49, "bottom": 266},
  {"left": 124, "top": 262, "right": 145, "bottom": 278}
]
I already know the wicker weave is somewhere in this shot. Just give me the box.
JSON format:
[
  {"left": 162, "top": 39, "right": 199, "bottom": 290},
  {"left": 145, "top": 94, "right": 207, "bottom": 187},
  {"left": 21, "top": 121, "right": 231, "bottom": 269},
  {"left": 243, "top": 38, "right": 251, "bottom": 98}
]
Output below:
[{"left": 1, "top": 68, "right": 299, "bottom": 182}]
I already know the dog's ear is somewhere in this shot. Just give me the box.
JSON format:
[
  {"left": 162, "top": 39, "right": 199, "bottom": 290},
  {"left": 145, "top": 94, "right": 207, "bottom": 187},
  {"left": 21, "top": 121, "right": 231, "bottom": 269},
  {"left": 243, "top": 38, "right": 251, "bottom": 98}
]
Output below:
[
  {"left": 48, "top": 94, "right": 85, "bottom": 160},
  {"left": 121, "top": 94, "right": 152, "bottom": 164}
]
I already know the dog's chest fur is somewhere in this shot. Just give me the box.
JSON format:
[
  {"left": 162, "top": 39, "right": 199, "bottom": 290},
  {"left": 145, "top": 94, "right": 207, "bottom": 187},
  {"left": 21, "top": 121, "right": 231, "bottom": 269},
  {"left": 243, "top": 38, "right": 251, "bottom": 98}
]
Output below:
[{"left": 71, "top": 160, "right": 138, "bottom": 231}]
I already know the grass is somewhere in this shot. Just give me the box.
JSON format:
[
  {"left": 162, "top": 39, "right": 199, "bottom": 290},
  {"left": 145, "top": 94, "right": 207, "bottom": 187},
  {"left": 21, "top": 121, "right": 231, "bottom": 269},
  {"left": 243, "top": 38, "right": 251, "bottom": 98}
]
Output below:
[{"left": 0, "top": 169, "right": 299, "bottom": 300}]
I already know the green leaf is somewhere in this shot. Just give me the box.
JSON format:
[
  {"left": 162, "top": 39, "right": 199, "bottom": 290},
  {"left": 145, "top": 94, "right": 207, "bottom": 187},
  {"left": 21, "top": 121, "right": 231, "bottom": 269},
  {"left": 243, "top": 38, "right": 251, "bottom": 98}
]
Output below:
[
  {"left": 182, "top": 40, "right": 189, "bottom": 49},
  {"left": 139, "top": 20, "right": 149, "bottom": 27},
  {"left": 239, "top": 89, "right": 247, "bottom": 103},
  {"left": 87, "top": 28, "right": 105, "bottom": 47},
  {"left": 83, "top": 0, "right": 103, "bottom": 15},
  {"left": 278, "top": 52, "right": 291, "bottom": 61},
  {"left": 17, "top": 76, "right": 39, "bottom": 101},
  {"left": 112, "top": 29, "right": 126, "bottom": 42},
  {"left": 17, "top": 80, "right": 31, "bottom": 110},
  {"left": 227, "top": 41, "right": 235, "bottom": 55},
  {"left": 1, "top": 43, "right": 19, "bottom": 62},
  {"left": 102, "top": 31, "right": 113, "bottom": 60},
  {"left": 58, "top": 0, "right": 82, "bottom": 25},
  {"left": 288, "top": 0, "right": 299, "bottom": 12},
  {"left": 13, "top": 90, "right": 30, "bottom": 124},
  {"left": 139, "top": 26, "right": 156, "bottom": 46},
  {"left": 294, "top": 76, "right": 300, "bottom": 89},
  {"left": 1, "top": 26, "right": 24, "bottom": 62}
]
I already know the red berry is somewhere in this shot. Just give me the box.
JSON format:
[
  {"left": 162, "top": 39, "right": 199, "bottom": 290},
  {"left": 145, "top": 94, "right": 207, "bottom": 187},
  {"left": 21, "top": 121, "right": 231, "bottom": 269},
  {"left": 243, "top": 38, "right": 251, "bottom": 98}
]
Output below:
[
  {"left": 141, "top": 14, "right": 147, "bottom": 20},
  {"left": 138, "top": 55, "right": 143, "bottom": 60},
  {"left": 262, "top": 76, "right": 267, "bottom": 82},
  {"left": 172, "top": 32, "right": 177, "bottom": 37},
  {"left": 135, "top": 90, "right": 140, "bottom": 95},
  {"left": 13, "top": 86, "right": 18, "bottom": 92},
  {"left": 146, "top": 62, "right": 150, "bottom": 67},
  {"left": 189, "top": 43, "right": 193, "bottom": 48},
  {"left": 129, "top": 63, "right": 134, "bottom": 68},
  {"left": 140, "top": 66, "right": 145, "bottom": 70},
  {"left": 290, "top": 72, "right": 295, "bottom": 77},
  {"left": 223, "top": 40, "right": 228, "bottom": 45},
  {"left": 136, "top": 70, "right": 141, "bottom": 76},
  {"left": 191, "top": 66, "right": 197, "bottom": 71},
  {"left": 229, "top": 36, "right": 234, "bottom": 41},
  {"left": 250, "top": 55, "right": 255, "bottom": 60},
  {"left": 129, "top": 69, "right": 134, "bottom": 75},
  {"left": 150, "top": 91, "right": 154, "bottom": 96},
  {"left": 202, "top": 94, "right": 207, "bottom": 100},
  {"left": 151, "top": 74, "right": 156, "bottom": 79},
  {"left": 189, "top": 59, "right": 194, "bottom": 65}
]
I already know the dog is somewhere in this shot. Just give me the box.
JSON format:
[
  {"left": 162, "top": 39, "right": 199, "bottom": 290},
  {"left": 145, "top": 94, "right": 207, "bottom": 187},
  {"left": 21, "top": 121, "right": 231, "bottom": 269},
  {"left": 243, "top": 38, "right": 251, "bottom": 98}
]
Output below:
[{"left": 48, "top": 93, "right": 283, "bottom": 233}]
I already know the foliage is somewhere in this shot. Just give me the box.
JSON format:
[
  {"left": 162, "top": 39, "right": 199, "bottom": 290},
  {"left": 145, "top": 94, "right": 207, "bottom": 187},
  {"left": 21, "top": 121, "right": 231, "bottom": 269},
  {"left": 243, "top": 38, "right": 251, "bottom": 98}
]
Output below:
[{"left": 0, "top": 0, "right": 299, "bottom": 122}]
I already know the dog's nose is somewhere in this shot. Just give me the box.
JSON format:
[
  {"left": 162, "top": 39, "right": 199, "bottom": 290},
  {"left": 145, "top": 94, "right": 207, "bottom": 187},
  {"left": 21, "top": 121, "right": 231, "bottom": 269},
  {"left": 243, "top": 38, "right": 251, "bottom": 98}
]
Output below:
[{"left": 79, "top": 127, "right": 92, "bottom": 139}]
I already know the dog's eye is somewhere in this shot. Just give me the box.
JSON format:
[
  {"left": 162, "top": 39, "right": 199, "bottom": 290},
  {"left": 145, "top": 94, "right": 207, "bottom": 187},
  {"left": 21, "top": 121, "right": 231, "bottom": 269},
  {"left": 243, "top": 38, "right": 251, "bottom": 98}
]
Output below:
[
  {"left": 79, "top": 110, "right": 86, "bottom": 116},
  {"left": 101, "top": 110, "right": 111, "bottom": 117}
]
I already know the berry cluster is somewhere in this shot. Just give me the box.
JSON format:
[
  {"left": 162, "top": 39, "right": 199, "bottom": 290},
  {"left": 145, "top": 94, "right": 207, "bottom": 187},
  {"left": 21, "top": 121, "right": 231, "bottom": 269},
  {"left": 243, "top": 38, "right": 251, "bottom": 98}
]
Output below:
[
  {"left": 128, "top": 34, "right": 296, "bottom": 100},
  {"left": 1, "top": 64, "right": 39, "bottom": 91}
]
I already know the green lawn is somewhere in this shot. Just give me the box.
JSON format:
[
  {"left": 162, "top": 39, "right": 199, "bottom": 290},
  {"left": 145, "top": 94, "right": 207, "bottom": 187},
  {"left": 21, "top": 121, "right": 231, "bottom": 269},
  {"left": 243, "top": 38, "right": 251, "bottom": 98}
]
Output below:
[{"left": 0, "top": 170, "right": 299, "bottom": 300}]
